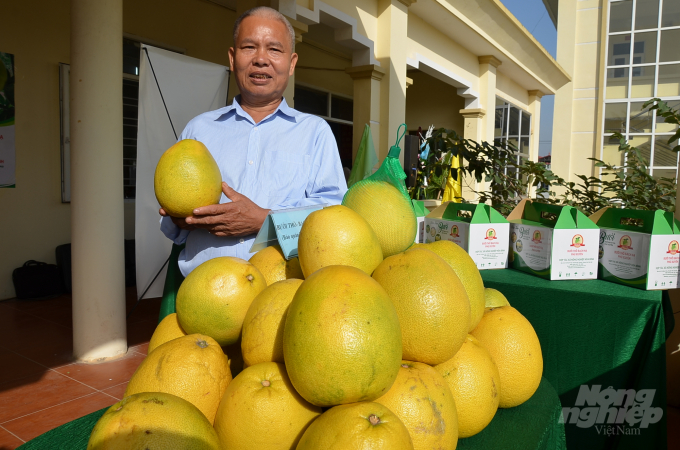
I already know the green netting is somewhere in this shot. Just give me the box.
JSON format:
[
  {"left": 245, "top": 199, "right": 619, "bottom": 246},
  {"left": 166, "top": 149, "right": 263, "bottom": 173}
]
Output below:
[{"left": 342, "top": 123, "right": 412, "bottom": 207}]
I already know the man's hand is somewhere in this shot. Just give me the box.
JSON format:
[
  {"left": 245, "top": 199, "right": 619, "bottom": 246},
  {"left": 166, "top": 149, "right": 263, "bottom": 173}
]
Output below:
[
  {"left": 184, "top": 182, "right": 269, "bottom": 237},
  {"left": 159, "top": 208, "right": 197, "bottom": 231}
]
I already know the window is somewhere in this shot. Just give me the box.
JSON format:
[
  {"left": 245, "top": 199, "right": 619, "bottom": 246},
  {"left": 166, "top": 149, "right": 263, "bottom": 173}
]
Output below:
[
  {"left": 602, "top": 0, "right": 680, "bottom": 181},
  {"left": 494, "top": 98, "right": 532, "bottom": 182},
  {"left": 294, "top": 85, "right": 354, "bottom": 169}
]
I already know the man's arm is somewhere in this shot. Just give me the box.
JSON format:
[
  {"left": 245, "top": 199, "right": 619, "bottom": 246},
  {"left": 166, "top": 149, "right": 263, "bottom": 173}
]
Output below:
[{"left": 286, "top": 120, "right": 348, "bottom": 208}]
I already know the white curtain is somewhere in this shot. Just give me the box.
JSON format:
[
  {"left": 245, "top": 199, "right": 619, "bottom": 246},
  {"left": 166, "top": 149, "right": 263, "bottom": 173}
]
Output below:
[{"left": 136, "top": 44, "right": 229, "bottom": 299}]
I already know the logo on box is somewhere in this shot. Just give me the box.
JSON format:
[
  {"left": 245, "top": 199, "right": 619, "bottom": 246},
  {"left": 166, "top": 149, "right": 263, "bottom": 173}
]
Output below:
[
  {"left": 532, "top": 230, "right": 542, "bottom": 243},
  {"left": 668, "top": 240, "right": 679, "bottom": 255},
  {"left": 571, "top": 234, "right": 585, "bottom": 248},
  {"left": 485, "top": 228, "right": 497, "bottom": 240},
  {"left": 618, "top": 235, "right": 633, "bottom": 250},
  {"left": 450, "top": 225, "right": 459, "bottom": 238}
]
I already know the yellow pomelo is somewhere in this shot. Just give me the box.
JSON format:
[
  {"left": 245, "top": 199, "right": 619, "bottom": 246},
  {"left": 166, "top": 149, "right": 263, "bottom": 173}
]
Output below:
[
  {"left": 154, "top": 139, "right": 222, "bottom": 218},
  {"left": 283, "top": 265, "right": 402, "bottom": 407},
  {"left": 296, "top": 402, "right": 414, "bottom": 450},
  {"left": 241, "top": 279, "right": 303, "bottom": 367},
  {"left": 343, "top": 181, "right": 417, "bottom": 257},
  {"left": 148, "top": 313, "right": 187, "bottom": 354},
  {"left": 248, "top": 245, "right": 304, "bottom": 285},
  {"left": 297, "top": 205, "right": 383, "bottom": 277},
  {"left": 176, "top": 256, "right": 266, "bottom": 346},
  {"left": 87, "top": 392, "right": 220, "bottom": 450},
  {"left": 434, "top": 334, "right": 501, "bottom": 437},
  {"left": 214, "top": 362, "right": 321, "bottom": 449},
  {"left": 485, "top": 287, "right": 510, "bottom": 308},
  {"left": 471, "top": 306, "right": 543, "bottom": 408},
  {"left": 372, "top": 247, "right": 470, "bottom": 365},
  {"left": 374, "top": 361, "right": 458, "bottom": 450},
  {"left": 125, "top": 334, "right": 232, "bottom": 424},
  {"left": 424, "top": 240, "right": 486, "bottom": 332}
]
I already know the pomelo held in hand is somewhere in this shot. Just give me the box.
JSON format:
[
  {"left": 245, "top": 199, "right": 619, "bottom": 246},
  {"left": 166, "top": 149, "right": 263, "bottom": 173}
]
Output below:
[
  {"left": 176, "top": 256, "right": 266, "bottom": 346},
  {"left": 214, "top": 362, "right": 321, "bottom": 450},
  {"left": 283, "top": 265, "right": 402, "bottom": 407},
  {"left": 343, "top": 180, "right": 417, "bottom": 257},
  {"left": 296, "top": 402, "right": 414, "bottom": 450},
  {"left": 434, "top": 334, "right": 501, "bottom": 437},
  {"left": 471, "top": 306, "right": 543, "bottom": 408},
  {"left": 372, "top": 247, "right": 470, "bottom": 365},
  {"left": 374, "top": 361, "right": 458, "bottom": 450},
  {"left": 87, "top": 392, "right": 220, "bottom": 450},
  {"left": 125, "top": 334, "right": 232, "bottom": 424},
  {"left": 297, "top": 205, "right": 383, "bottom": 277},
  {"left": 154, "top": 139, "right": 222, "bottom": 217}
]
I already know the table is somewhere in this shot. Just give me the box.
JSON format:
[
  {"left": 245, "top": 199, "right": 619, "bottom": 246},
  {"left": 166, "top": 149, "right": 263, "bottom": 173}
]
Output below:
[
  {"left": 18, "top": 377, "right": 565, "bottom": 450},
  {"left": 481, "top": 269, "right": 674, "bottom": 450}
]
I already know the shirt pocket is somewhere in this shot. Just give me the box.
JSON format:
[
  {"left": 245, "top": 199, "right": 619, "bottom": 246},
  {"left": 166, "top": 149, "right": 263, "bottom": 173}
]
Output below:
[{"left": 263, "top": 152, "right": 310, "bottom": 207}]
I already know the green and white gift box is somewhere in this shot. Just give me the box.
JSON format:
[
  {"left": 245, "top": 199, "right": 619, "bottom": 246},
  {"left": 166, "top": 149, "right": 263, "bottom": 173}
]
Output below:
[
  {"left": 590, "top": 207, "right": 680, "bottom": 290},
  {"left": 424, "top": 202, "right": 509, "bottom": 270},
  {"left": 507, "top": 200, "right": 599, "bottom": 280},
  {"left": 412, "top": 199, "right": 429, "bottom": 244}
]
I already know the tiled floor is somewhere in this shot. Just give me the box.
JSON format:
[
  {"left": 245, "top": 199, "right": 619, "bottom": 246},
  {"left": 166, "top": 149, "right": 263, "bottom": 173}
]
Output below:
[{"left": 0, "top": 288, "right": 159, "bottom": 449}]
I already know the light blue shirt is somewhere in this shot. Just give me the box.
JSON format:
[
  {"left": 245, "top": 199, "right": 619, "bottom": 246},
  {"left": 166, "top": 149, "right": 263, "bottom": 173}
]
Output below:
[{"left": 161, "top": 96, "right": 347, "bottom": 276}]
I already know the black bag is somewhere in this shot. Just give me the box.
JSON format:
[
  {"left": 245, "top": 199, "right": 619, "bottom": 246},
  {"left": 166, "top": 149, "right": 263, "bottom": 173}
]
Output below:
[{"left": 12, "top": 260, "right": 66, "bottom": 299}]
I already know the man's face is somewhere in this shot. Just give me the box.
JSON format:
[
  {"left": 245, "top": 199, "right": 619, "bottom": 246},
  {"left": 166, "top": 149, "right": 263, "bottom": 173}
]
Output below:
[{"left": 229, "top": 15, "right": 298, "bottom": 104}]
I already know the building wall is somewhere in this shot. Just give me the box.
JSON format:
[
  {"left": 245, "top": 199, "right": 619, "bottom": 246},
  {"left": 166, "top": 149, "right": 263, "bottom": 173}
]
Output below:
[
  {"left": 405, "top": 71, "right": 465, "bottom": 134},
  {"left": 496, "top": 72, "right": 530, "bottom": 110},
  {"left": 0, "top": 0, "right": 235, "bottom": 299},
  {"left": 295, "top": 41, "right": 354, "bottom": 97}
]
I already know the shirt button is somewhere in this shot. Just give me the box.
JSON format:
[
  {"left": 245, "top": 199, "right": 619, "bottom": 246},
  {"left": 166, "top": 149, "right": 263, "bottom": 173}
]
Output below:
[
  {"left": 239, "top": 238, "right": 244, "bottom": 244},
  {"left": 249, "top": 160, "right": 253, "bottom": 165}
]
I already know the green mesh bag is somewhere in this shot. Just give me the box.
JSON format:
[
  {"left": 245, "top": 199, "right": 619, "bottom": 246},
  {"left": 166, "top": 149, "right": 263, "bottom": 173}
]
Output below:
[{"left": 342, "top": 124, "right": 417, "bottom": 257}]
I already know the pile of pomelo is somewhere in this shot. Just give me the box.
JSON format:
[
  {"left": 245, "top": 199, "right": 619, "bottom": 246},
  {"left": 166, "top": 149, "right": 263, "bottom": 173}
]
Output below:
[{"left": 90, "top": 164, "right": 543, "bottom": 449}]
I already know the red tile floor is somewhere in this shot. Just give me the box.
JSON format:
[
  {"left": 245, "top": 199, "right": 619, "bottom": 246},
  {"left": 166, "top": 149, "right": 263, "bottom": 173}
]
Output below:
[
  {"left": 0, "top": 288, "right": 158, "bottom": 449},
  {"left": 0, "top": 288, "right": 679, "bottom": 449}
]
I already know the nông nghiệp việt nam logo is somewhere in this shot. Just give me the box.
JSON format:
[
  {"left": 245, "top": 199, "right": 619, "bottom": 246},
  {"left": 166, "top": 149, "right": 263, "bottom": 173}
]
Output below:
[
  {"left": 618, "top": 235, "right": 633, "bottom": 250},
  {"left": 450, "top": 225, "right": 459, "bottom": 238},
  {"left": 668, "top": 240, "right": 679, "bottom": 255},
  {"left": 532, "top": 230, "right": 542, "bottom": 243},
  {"left": 571, "top": 234, "right": 585, "bottom": 248},
  {"left": 484, "top": 228, "right": 497, "bottom": 240}
]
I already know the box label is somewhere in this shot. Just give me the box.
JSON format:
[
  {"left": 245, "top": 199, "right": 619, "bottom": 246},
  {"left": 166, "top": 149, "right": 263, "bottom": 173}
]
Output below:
[
  {"left": 598, "top": 228, "right": 650, "bottom": 285},
  {"left": 551, "top": 229, "right": 599, "bottom": 280},
  {"left": 647, "top": 234, "right": 680, "bottom": 289},
  {"left": 469, "top": 223, "right": 509, "bottom": 269},
  {"left": 424, "top": 219, "right": 469, "bottom": 251},
  {"left": 415, "top": 216, "right": 425, "bottom": 243},
  {"left": 510, "top": 223, "right": 552, "bottom": 273}
]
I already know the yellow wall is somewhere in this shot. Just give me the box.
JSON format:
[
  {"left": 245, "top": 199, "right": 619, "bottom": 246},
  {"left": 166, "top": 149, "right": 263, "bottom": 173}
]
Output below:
[
  {"left": 407, "top": 13, "right": 480, "bottom": 93},
  {"left": 0, "top": 0, "right": 235, "bottom": 299},
  {"left": 496, "top": 72, "right": 529, "bottom": 111},
  {"left": 405, "top": 71, "right": 465, "bottom": 134},
  {"left": 295, "top": 42, "right": 354, "bottom": 97}
]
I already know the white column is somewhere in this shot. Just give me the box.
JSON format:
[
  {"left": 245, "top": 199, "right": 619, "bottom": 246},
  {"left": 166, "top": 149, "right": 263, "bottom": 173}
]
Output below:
[
  {"left": 346, "top": 65, "right": 385, "bottom": 162},
  {"left": 478, "top": 55, "right": 501, "bottom": 143},
  {"left": 70, "top": 0, "right": 127, "bottom": 363},
  {"left": 527, "top": 90, "right": 544, "bottom": 163}
]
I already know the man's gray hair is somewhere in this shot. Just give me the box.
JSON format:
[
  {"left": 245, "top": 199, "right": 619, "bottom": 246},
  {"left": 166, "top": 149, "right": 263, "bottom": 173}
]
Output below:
[{"left": 233, "top": 6, "right": 296, "bottom": 51}]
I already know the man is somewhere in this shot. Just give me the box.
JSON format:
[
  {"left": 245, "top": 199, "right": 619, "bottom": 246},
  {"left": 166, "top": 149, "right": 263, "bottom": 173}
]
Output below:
[{"left": 160, "top": 6, "right": 347, "bottom": 276}]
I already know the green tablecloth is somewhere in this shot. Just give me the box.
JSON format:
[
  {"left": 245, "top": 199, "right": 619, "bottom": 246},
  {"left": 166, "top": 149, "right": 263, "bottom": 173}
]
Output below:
[
  {"left": 19, "top": 377, "right": 565, "bottom": 450},
  {"left": 481, "top": 269, "right": 673, "bottom": 450}
]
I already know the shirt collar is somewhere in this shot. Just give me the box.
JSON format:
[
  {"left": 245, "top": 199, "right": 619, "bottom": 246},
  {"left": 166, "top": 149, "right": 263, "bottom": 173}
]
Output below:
[{"left": 218, "top": 95, "right": 299, "bottom": 124}]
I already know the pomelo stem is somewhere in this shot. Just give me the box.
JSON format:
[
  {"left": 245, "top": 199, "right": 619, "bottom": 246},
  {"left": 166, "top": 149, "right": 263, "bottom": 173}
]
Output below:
[
  {"left": 262, "top": 380, "right": 271, "bottom": 387},
  {"left": 246, "top": 274, "right": 254, "bottom": 282},
  {"left": 368, "top": 414, "right": 381, "bottom": 426}
]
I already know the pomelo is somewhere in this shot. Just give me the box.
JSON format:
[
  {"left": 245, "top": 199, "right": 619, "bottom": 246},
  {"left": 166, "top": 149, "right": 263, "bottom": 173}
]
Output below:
[
  {"left": 248, "top": 245, "right": 304, "bottom": 285},
  {"left": 374, "top": 361, "right": 458, "bottom": 450},
  {"left": 176, "top": 256, "right": 266, "bottom": 346},
  {"left": 297, "top": 205, "right": 383, "bottom": 278},
  {"left": 241, "top": 279, "right": 303, "bottom": 367},
  {"left": 213, "top": 362, "right": 321, "bottom": 450},
  {"left": 283, "top": 265, "right": 402, "bottom": 407},
  {"left": 471, "top": 306, "right": 543, "bottom": 408},
  {"left": 125, "top": 334, "right": 232, "bottom": 424},
  {"left": 424, "top": 240, "right": 486, "bottom": 331},
  {"left": 434, "top": 334, "right": 501, "bottom": 437},
  {"left": 154, "top": 139, "right": 222, "bottom": 218},
  {"left": 148, "top": 313, "right": 187, "bottom": 354},
  {"left": 87, "top": 392, "right": 220, "bottom": 450},
  {"left": 484, "top": 287, "right": 510, "bottom": 308},
  {"left": 343, "top": 180, "right": 417, "bottom": 257},
  {"left": 296, "top": 402, "right": 414, "bottom": 450},
  {"left": 372, "top": 247, "right": 470, "bottom": 365}
]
